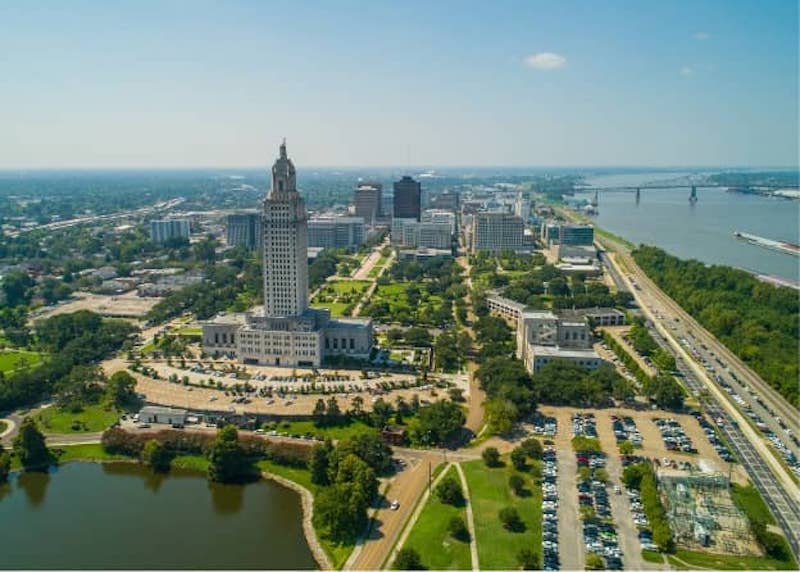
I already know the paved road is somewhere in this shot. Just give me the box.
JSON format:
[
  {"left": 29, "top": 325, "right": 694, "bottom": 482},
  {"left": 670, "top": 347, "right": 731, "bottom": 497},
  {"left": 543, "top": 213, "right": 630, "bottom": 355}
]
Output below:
[
  {"left": 554, "top": 423, "right": 584, "bottom": 571},
  {"left": 348, "top": 451, "right": 444, "bottom": 570},
  {"left": 595, "top": 413, "right": 647, "bottom": 570},
  {"left": 596, "top": 237, "right": 800, "bottom": 560}
]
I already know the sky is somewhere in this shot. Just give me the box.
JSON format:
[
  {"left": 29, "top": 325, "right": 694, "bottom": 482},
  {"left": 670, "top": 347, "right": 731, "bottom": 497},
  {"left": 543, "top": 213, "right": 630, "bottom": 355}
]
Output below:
[{"left": 1, "top": 0, "right": 797, "bottom": 168}]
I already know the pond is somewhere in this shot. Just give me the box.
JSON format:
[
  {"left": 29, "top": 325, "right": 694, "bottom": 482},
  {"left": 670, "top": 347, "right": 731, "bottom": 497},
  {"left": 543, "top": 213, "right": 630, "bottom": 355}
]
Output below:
[{"left": 0, "top": 462, "right": 316, "bottom": 570}]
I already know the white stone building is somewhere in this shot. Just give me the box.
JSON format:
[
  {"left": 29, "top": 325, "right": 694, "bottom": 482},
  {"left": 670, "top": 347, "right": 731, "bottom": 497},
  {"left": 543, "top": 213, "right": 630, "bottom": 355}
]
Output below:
[{"left": 201, "top": 142, "right": 373, "bottom": 367}]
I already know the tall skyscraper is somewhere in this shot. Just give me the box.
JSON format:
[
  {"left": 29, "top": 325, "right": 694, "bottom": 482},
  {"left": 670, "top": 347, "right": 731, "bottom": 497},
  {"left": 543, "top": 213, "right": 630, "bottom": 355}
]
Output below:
[
  {"left": 353, "top": 182, "right": 382, "bottom": 225},
  {"left": 262, "top": 140, "right": 309, "bottom": 317},
  {"left": 393, "top": 176, "right": 421, "bottom": 221},
  {"left": 201, "top": 141, "right": 373, "bottom": 367}
]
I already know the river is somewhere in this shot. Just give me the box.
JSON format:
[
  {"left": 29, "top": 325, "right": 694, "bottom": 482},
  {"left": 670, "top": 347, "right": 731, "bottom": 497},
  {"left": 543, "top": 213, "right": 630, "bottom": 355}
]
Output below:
[
  {"left": 0, "top": 463, "right": 316, "bottom": 570},
  {"left": 575, "top": 175, "right": 799, "bottom": 282}
]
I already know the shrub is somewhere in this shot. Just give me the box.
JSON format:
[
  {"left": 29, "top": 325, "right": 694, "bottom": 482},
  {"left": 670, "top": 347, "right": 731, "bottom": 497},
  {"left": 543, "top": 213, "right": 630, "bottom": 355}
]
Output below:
[
  {"left": 394, "top": 547, "right": 426, "bottom": 570},
  {"left": 510, "top": 447, "right": 527, "bottom": 471},
  {"left": 520, "top": 437, "right": 543, "bottom": 459},
  {"left": 435, "top": 474, "right": 464, "bottom": 506},
  {"left": 482, "top": 446, "right": 501, "bottom": 467},
  {"left": 499, "top": 506, "right": 524, "bottom": 532},
  {"left": 447, "top": 516, "right": 469, "bottom": 542},
  {"left": 509, "top": 474, "right": 525, "bottom": 496},
  {"left": 517, "top": 547, "right": 538, "bottom": 570}
]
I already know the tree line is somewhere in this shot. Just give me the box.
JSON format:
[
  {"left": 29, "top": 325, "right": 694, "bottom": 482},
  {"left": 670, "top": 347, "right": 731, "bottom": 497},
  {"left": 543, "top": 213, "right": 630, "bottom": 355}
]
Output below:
[{"left": 633, "top": 245, "right": 799, "bottom": 407}]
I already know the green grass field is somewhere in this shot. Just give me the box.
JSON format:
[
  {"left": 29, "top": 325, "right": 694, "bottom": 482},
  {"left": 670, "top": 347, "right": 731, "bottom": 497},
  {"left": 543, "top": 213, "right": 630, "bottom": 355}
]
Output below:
[
  {"left": 461, "top": 457, "right": 542, "bottom": 570},
  {"left": 0, "top": 349, "right": 44, "bottom": 373},
  {"left": 731, "top": 483, "right": 776, "bottom": 525},
  {"left": 311, "top": 302, "right": 350, "bottom": 317},
  {"left": 329, "top": 280, "right": 370, "bottom": 294},
  {"left": 402, "top": 465, "right": 472, "bottom": 570},
  {"left": 668, "top": 549, "right": 797, "bottom": 570},
  {"left": 275, "top": 419, "right": 378, "bottom": 441},
  {"left": 34, "top": 402, "right": 122, "bottom": 433},
  {"left": 51, "top": 443, "right": 131, "bottom": 464},
  {"left": 175, "top": 326, "right": 202, "bottom": 337}
]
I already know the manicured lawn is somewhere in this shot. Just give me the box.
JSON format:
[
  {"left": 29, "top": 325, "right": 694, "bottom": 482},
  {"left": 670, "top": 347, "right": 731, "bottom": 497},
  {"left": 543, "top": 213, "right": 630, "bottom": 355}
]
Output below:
[
  {"left": 461, "top": 457, "right": 542, "bottom": 570},
  {"left": 731, "top": 483, "right": 776, "bottom": 525},
  {"left": 642, "top": 549, "right": 663, "bottom": 563},
  {"left": 171, "top": 455, "right": 210, "bottom": 472},
  {"left": 668, "top": 549, "right": 797, "bottom": 570},
  {"left": 311, "top": 302, "right": 350, "bottom": 317},
  {"left": 52, "top": 443, "right": 131, "bottom": 464},
  {"left": 176, "top": 326, "right": 202, "bottom": 337},
  {"left": 402, "top": 465, "right": 472, "bottom": 570},
  {"left": 329, "top": 280, "right": 370, "bottom": 294},
  {"left": 0, "top": 349, "right": 44, "bottom": 373},
  {"left": 275, "top": 419, "right": 378, "bottom": 442},
  {"left": 34, "top": 402, "right": 122, "bottom": 433},
  {"left": 367, "top": 266, "right": 382, "bottom": 278}
]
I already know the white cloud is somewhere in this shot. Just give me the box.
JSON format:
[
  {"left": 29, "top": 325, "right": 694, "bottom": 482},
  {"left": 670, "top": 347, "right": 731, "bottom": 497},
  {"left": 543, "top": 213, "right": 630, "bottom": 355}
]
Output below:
[
  {"left": 679, "top": 66, "right": 694, "bottom": 76},
  {"left": 524, "top": 52, "right": 567, "bottom": 70},
  {"left": 693, "top": 32, "right": 710, "bottom": 40}
]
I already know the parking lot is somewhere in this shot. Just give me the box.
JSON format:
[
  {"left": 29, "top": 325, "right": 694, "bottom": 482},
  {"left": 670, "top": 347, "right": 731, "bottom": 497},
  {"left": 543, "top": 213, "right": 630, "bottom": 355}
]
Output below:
[{"left": 107, "top": 357, "right": 461, "bottom": 416}]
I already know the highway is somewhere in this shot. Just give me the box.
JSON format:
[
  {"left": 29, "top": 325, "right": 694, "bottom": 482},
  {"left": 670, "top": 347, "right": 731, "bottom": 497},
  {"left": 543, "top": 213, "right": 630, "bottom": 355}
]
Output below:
[{"left": 595, "top": 235, "right": 800, "bottom": 560}]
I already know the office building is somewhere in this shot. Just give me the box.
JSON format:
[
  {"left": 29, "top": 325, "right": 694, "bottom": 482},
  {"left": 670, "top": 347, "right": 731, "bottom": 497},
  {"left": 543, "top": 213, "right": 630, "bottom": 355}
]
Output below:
[
  {"left": 226, "top": 210, "right": 262, "bottom": 249},
  {"left": 393, "top": 176, "right": 422, "bottom": 221},
  {"left": 559, "top": 224, "right": 594, "bottom": 246},
  {"left": 308, "top": 216, "right": 365, "bottom": 249},
  {"left": 391, "top": 218, "right": 452, "bottom": 250},
  {"left": 202, "top": 142, "right": 373, "bottom": 367},
  {"left": 470, "top": 212, "right": 531, "bottom": 253},
  {"left": 149, "top": 219, "right": 190, "bottom": 243},
  {"left": 353, "top": 182, "right": 382, "bottom": 225},
  {"left": 516, "top": 309, "right": 602, "bottom": 374}
]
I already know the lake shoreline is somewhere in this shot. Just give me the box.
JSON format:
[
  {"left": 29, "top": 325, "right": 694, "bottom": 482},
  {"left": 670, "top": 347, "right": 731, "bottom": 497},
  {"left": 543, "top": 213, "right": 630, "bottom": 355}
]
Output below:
[{"left": 5, "top": 450, "right": 327, "bottom": 570}]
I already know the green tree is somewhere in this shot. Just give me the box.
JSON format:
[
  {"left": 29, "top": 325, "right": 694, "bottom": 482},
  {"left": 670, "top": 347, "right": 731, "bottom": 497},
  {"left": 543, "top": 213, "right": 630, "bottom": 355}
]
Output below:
[
  {"left": 585, "top": 553, "right": 604, "bottom": 569},
  {"left": 485, "top": 398, "right": 518, "bottom": 435},
  {"left": 435, "top": 474, "right": 464, "bottom": 505},
  {"left": 509, "top": 473, "right": 525, "bottom": 496},
  {"left": 517, "top": 547, "right": 538, "bottom": 570},
  {"left": 499, "top": 506, "right": 524, "bottom": 532},
  {"left": 447, "top": 516, "right": 469, "bottom": 542},
  {"left": 0, "top": 444, "right": 10, "bottom": 482},
  {"left": 335, "top": 432, "right": 394, "bottom": 474},
  {"left": 411, "top": 400, "right": 465, "bottom": 446},
  {"left": 619, "top": 440, "right": 634, "bottom": 455},
  {"left": 207, "top": 425, "right": 249, "bottom": 483},
  {"left": 394, "top": 547, "right": 426, "bottom": 570},
  {"left": 312, "top": 398, "right": 327, "bottom": 426},
  {"left": 13, "top": 417, "right": 51, "bottom": 470},
  {"left": 519, "top": 437, "right": 543, "bottom": 460},
  {"left": 310, "top": 441, "right": 333, "bottom": 486},
  {"left": 107, "top": 370, "right": 138, "bottom": 407},
  {"left": 141, "top": 439, "right": 171, "bottom": 473},
  {"left": 510, "top": 446, "right": 527, "bottom": 471},
  {"left": 482, "top": 447, "right": 501, "bottom": 467}
]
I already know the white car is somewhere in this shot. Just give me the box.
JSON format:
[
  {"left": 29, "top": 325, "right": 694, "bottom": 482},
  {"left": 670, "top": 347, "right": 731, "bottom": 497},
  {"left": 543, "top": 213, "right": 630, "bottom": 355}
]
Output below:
[{"left": 390, "top": 500, "right": 400, "bottom": 510}]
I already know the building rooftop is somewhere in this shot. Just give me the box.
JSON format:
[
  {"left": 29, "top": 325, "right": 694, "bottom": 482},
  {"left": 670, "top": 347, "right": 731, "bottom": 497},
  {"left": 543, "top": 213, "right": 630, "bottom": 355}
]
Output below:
[
  {"left": 531, "top": 345, "right": 601, "bottom": 359},
  {"left": 139, "top": 405, "right": 187, "bottom": 416}
]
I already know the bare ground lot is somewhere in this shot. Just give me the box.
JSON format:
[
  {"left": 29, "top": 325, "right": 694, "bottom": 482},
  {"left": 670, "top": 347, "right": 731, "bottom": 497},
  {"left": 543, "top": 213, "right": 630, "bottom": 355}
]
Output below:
[{"left": 32, "top": 291, "right": 158, "bottom": 320}]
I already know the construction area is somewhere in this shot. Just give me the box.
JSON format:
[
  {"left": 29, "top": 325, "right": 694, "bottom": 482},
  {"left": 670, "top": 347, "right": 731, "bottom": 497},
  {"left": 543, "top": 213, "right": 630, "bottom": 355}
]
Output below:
[{"left": 658, "top": 469, "right": 761, "bottom": 557}]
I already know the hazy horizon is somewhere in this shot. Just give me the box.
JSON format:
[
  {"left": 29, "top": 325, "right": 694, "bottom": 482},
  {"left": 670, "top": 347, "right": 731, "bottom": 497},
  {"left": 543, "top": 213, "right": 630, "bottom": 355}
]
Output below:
[{"left": 2, "top": 0, "right": 798, "bottom": 168}]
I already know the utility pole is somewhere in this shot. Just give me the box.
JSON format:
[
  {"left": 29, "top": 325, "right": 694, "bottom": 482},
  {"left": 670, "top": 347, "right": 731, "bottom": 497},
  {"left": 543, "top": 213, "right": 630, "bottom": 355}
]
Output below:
[{"left": 428, "top": 461, "right": 432, "bottom": 494}]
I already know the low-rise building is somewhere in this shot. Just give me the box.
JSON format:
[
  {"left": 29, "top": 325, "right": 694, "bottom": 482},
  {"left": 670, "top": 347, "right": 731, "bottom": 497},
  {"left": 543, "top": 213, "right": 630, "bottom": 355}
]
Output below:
[
  {"left": 138, "top": 406, "right": 188, "bottom": 426},
  {"left": 308, "top": 216, "right": 365, "bottom": 249}
]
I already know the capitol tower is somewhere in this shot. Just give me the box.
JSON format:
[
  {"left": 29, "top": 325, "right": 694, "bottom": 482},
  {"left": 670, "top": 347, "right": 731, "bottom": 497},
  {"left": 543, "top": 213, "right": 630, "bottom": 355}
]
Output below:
[
  {"left": 202, "top": 141, "right": 373, "bottom": 367},
  {"left": 262, "top": 140, "right": 309, "bottom": 317}
]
